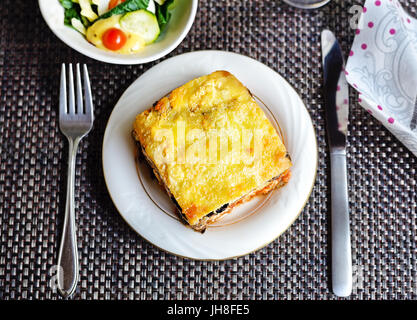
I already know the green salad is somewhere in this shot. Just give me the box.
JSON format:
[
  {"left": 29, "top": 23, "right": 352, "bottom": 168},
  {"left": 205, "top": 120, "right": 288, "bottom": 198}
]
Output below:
[{"left": 59, "top": 0, "right": 175, "bottom": 53}]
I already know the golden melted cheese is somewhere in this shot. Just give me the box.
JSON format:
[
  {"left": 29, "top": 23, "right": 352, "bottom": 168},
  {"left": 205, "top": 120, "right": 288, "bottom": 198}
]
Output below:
[
  {"left": 133, "top": 71, "right": 292, "bottom": 225},
  {"left": 86, "top": 15, "right": 145, "bottom": 54}
]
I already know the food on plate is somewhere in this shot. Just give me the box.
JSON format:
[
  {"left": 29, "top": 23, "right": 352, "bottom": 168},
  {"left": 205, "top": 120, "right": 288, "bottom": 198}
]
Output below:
[
  {"left": 132, "top": 71, "right": 292, "bottom": 232},
  {"left": 59, "top": 0, "right": 175, "bottom": 54},
  {"left": 86, "top": 14, "right": 148, "bottom": 53}
]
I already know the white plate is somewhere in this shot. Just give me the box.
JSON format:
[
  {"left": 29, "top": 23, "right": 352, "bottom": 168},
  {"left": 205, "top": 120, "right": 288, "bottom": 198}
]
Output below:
[
  {"left": 102, "top": 51, "right": 317, "bottom": 260},
  {"left": 38, "top": 0, "right": 198, "bottom": 64}
]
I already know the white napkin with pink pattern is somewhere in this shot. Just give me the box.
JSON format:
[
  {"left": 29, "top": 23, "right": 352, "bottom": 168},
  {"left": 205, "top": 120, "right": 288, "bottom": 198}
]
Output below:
[{"left": 345, "top": 0, "right": 417, "bottom": 157}]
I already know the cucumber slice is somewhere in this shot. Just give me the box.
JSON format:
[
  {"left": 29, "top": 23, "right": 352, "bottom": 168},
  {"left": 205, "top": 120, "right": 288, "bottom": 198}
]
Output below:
[{"left": 120, "top": 10, "right": 160, "bottom": 44}]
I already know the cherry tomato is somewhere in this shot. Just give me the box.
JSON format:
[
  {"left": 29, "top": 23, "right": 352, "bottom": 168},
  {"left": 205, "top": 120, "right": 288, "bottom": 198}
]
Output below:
[
  {"left": 102, "top": 28, "right": 127, "bottom": 51},
  {"left": 108, "top": 0, "right": 125, "bottom": 10}
]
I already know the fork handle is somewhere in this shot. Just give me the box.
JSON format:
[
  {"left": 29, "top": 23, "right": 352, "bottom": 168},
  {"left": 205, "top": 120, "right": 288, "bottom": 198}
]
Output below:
[{"left": 57, "top": 138, "right": 80, "bottom": 298}]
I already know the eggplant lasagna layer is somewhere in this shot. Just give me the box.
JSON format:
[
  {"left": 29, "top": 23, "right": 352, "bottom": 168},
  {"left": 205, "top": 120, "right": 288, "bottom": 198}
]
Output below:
[{"left": 133, "top": 71, "right": 292, "bottom": 232}]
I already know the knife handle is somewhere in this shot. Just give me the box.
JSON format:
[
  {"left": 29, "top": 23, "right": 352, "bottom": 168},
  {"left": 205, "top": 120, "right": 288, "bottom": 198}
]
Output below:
[{"left": 330, "top": 152, "right": 352, "bottom": 297}]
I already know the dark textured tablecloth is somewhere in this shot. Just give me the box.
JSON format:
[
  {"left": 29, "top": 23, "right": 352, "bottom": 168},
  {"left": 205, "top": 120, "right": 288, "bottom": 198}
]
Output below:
[{"left": 1, "top": 0, "right": 417, "bottom": 300}]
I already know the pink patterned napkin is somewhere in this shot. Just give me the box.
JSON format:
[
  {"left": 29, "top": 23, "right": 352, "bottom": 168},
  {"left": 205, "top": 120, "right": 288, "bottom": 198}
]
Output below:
[{"left": 345, "top": 0, "right": 417, "bottom": 156}]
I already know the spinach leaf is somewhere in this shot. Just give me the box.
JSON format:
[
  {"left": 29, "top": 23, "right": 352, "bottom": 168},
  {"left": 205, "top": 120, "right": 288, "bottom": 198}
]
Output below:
[
  {"left": 63, "top": 7, "right": 80, "bottom": 26},
  {"left": 98, "top": 0, "right": 150, "bottom": 20},
  {"left": 59, "top": 0, "right": 91, "bottom": 29},
  {"left": 59, "top": 0, "right": 73, "bottom": 10},
  {"left": 155, "top": 1, "right": 174, "bottom": 26},
  {"left": 155, "top": 0, "right": 175, "bottom": 31}
]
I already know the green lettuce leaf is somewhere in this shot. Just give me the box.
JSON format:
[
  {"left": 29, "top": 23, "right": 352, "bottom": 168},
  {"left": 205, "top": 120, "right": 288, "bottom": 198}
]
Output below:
[
  {"left": 155, "top": 0, "right": 174, "bottom": 30},
  {"left": 59, "top": 0, "right": 73, "bottom": 10},
  {"left": 98, "top": 0, "right": 150, "bottom": 20},
  {"left": 59, "top": 0, "right": 91, "bottom": 28}
]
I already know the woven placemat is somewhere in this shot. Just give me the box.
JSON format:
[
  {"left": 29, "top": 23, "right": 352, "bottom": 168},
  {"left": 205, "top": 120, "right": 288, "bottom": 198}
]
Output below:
[{"left": 0, "top": 0, "right": 417, "bottom": 300}]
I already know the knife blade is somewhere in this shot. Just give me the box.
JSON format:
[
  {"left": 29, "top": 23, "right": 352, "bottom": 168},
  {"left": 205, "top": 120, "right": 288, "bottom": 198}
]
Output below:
[{"left": 321, "top": 29, "right": 352, "bottom": 297}]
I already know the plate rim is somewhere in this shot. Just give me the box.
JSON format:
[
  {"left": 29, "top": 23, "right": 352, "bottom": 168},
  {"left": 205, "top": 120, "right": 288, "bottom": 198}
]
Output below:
[{"left": 102, "top": 50, "right": 318, "bottom": 260}]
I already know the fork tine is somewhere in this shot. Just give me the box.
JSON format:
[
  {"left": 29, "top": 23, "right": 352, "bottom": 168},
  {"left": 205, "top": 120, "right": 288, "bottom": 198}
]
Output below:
[
  {"left": 68, "top": 63, "right": 75, "bottom": 115},
  {"left": 83, "top": 64, "right": 94, "bottom": 120},
  {"left": 75, "top": 64, "right": 83, "bottom": 114},
  {"left": 59, "top": 64, "right": 67, "bottom": 117}
]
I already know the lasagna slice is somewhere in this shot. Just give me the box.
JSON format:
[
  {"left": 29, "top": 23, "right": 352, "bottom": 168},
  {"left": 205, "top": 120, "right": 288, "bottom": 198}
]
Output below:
[{"left": 133, "top": 71, "right": 292, "bottom": 232}]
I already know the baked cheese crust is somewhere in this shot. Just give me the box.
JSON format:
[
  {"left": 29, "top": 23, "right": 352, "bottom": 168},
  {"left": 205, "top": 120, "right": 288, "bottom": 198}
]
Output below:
[{"left": 133, "top": 71, "right": 292, "bottom": 227}]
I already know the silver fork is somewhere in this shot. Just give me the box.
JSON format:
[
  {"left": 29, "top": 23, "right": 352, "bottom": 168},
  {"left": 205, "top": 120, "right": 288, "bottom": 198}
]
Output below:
[{"left": 57, "top": 63, "right": 94, "bottom": 298}]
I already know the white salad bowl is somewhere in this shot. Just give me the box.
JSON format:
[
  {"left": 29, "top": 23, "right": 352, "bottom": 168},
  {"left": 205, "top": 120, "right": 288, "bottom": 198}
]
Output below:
[{"left": 38, "top": 0, "right": 198, "bottom": 64}]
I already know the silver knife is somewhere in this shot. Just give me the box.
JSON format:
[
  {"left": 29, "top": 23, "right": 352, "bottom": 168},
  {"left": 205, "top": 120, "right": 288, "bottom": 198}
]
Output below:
[{"left": 321, "top": 29, "right": 352, "bottom": 297}]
